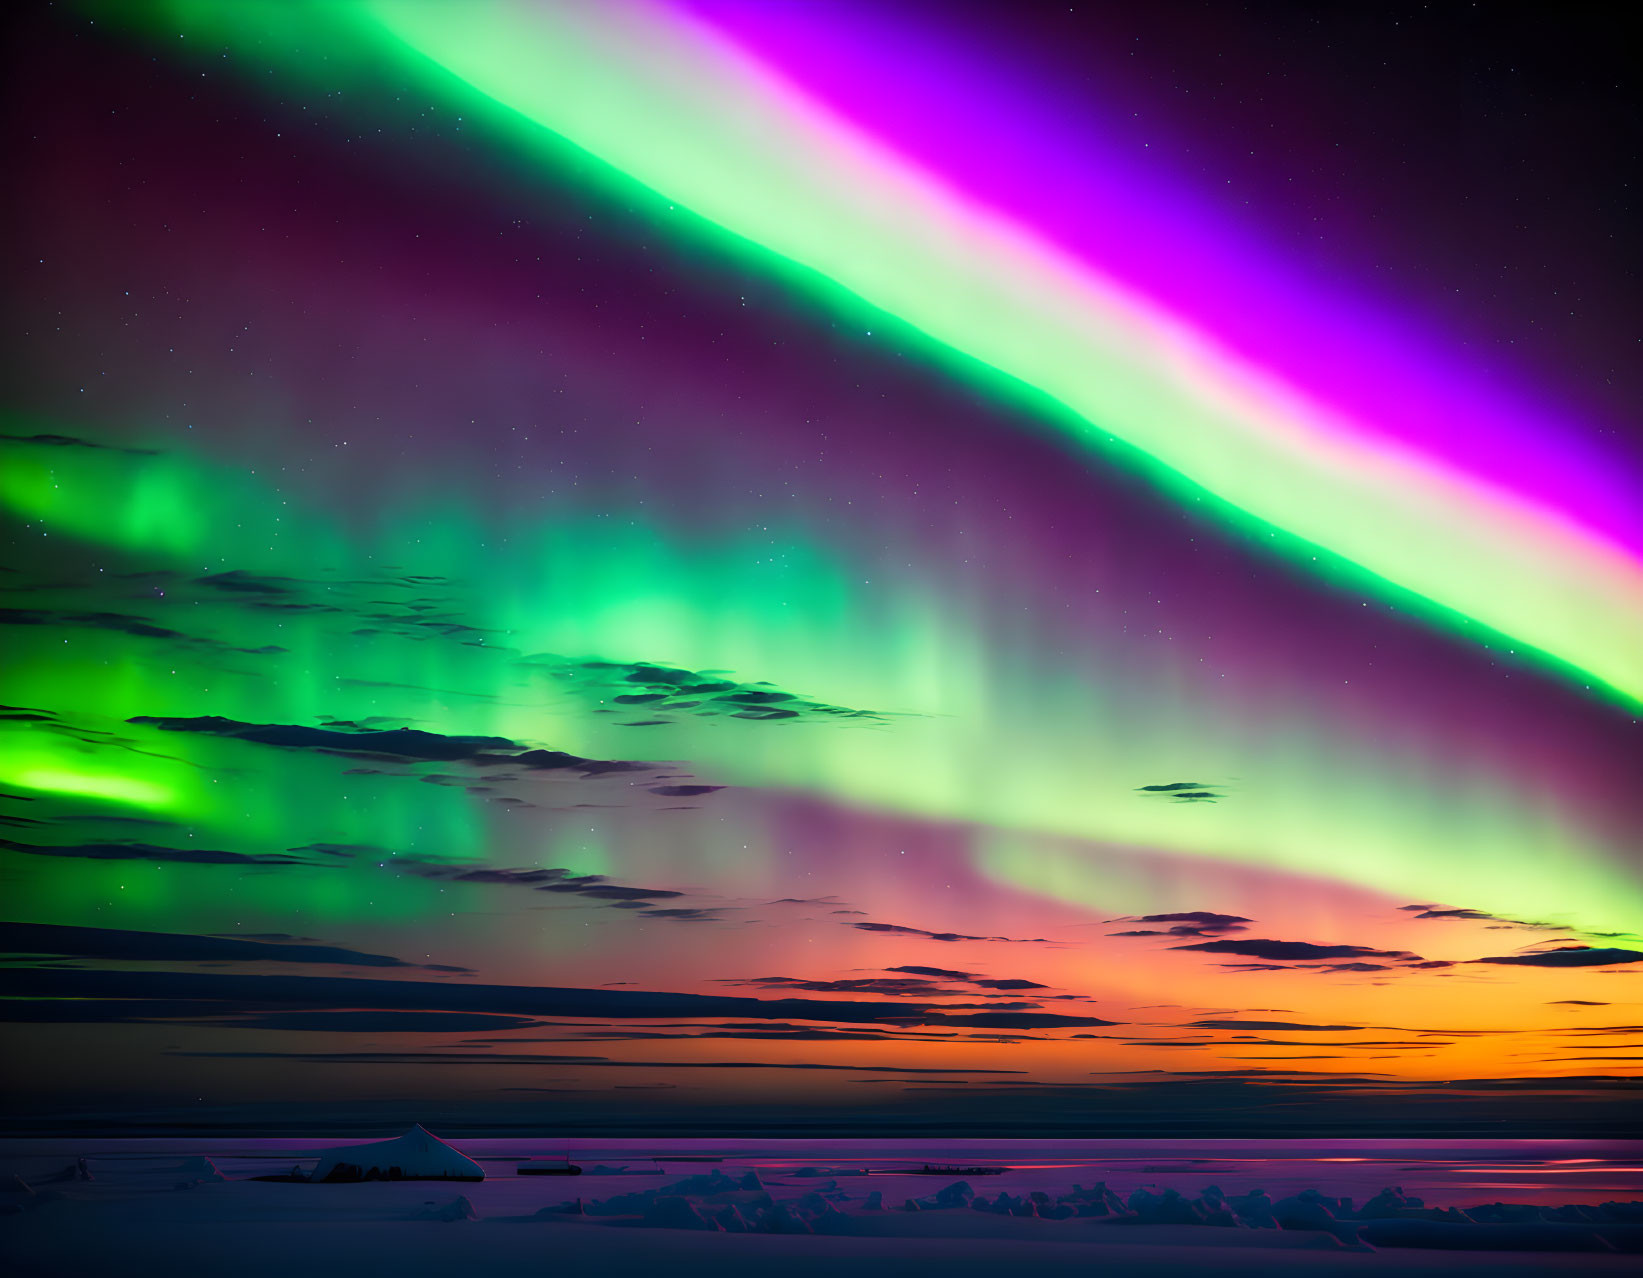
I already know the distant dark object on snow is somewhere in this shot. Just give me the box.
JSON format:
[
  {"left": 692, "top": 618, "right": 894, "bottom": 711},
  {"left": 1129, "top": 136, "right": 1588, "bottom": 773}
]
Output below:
[
  {"left": 517, "top": 1160, "right": 583, "bottom": 1176},
  {"left": 909, "top": 1164, "right": 1007, "bottom": 1176}
]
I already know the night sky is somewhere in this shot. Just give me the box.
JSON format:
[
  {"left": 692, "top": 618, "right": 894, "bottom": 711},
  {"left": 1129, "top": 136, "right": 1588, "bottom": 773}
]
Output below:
[{"left": 2, "top": 0, "right": 1640, "bottom": 1135}]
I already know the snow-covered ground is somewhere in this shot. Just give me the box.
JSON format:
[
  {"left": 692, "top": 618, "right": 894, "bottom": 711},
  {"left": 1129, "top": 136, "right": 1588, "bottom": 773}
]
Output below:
[{"left": 4, "top": 1138, "right": 1641, "bottom": 1276}]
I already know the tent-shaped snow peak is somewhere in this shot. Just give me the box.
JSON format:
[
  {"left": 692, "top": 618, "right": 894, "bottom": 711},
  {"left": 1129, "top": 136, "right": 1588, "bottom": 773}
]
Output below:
[{"left": 311, "top": 1125, "right": 484, "bottom": 1183}]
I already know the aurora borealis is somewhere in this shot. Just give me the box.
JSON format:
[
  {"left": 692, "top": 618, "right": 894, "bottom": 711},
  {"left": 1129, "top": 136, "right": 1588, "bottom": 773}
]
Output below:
[{"left": 2, "top": 1, "right": 1640, "bottom": 1134}]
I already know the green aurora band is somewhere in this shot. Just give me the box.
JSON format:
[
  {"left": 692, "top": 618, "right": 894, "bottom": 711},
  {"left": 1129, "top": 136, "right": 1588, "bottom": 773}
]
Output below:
[
  {"left": 92, "top": 0, "right": 1643, "bottom": 709},
  {"left": 5, "top": 3, "right": 1637, "bottom": 954}
]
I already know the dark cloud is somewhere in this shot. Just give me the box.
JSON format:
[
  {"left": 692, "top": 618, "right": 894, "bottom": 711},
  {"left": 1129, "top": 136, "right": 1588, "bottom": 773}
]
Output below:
[
  {"left": 1173, "top": 938, "right": 1420, "bottom": 963},
  {"left": 732, "top": 975, "right": 950, "bottom": 997},
  {"left": 1548, "top": 1000, "right": 1610, "bottom": 1006},
  {"left": 130, "top": 715, "right": 516, "bottom": 761},
  {"left": 537, "top": 878, "right": 682, "bottom": 902},
  {"left": 420, "top": 866, "right": 569, "bottom": 887},
  {"left": 0, "top": 965, "right": 1116, "bottom": 1031},
  {"left": 850, "top": 921, "right": 1052, "bottom": 944},
  {"left": 0, "top": 432, "right": 156, "bottom": 455},
  {"left": 1, "top": 837, "right": 327, "bottom": 868},
  {"left": 0, "top": 812, "right": 62, "bottom": 829},
  {"left": 0, "top": 920, "right": 445, "bottom": 969},
  {"left": 401, "top": 862, "right": 730, "bottom": 924},
  {"left": 0, "top": 607, "right": 184, "bottom": 641},
  {"left": 1232, "top": 1038, "right": 1447, "bottom": 1048},
  {"left": 885, "top": 965, "right": 1050, "bottom": 991},
  {"left": 0, "top": 998, "right": 238, "bottom": 1023},
  {"left": 469, "top": 1022, "right": 951, "bottom": 1045},
  {"left": 1109, "top": 911, "right": 1250, "bottom": 938},
  {"left": 496, "top": 1088, "right": 593, "bottom": 1095},
  {"left": 1136, "top": 782, "right": 1223, "bottom": 802},
  {"left": 505, "top": 749, "right": 650, "bottom": 775},
  {"left": 1400, "top": 904, "right": 1560, "bottom": 930},
  {"left": 0, "top": 608, "right": 288, "bottom": 657},
  {"left": 198, "top": 1010, "right": 540, "bottom": 1033},
  {"left": 0, "top": 708, "right": 163, "bottom": 764},
  {"left": 517, "top": 655, "right": 887, "bottom": 727},
  {"left": 928, "top": 1002, "right": 1044, "bottom": 1011},
  {"left": 1187, "top": 1019, "right": 1369, "bottom": 1031},
  {"left": 194, "top": 570, "right": 298, "bottom": 595},
  {"left": 891, "top": 965, "right": 974, "bottom": 981},
  {"left": 496, "top": 1006, "right": 1083, "bottom": 1034},
  {"left": 647, "top": 785, "right": 724, "bottom": 797},
  {"left": 1473, "top": 946, "right": 1643, "bottom": 968},
  {"left": 126, "top": 714, "right": 665, "bottom": 780},
  {"left": 948, "top": 1012, "right": 1116, "bottom": 1029},
  {"left": 1130, "top": 912, "right": 1251, "bottom": 929},
  {"left": 168, "top": 1050, "right": 1020, "bottom": 1074},
  {"left": 287, "top": 843, "right": 391, "bottom": 860}
]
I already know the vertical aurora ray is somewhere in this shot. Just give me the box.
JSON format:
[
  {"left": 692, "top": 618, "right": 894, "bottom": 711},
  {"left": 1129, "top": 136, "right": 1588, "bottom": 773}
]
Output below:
[{"left": 4, "top": 414, "right": 1638, "bottom": 935}]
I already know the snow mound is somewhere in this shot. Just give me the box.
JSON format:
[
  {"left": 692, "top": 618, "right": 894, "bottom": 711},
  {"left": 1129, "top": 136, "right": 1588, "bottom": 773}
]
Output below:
[
  {"left": 414, "top": 1195, "right": 479, "bottom": 1222},
  {"left": 642, "top": 1196, "right": 720, "bottom": 1231},
  {"left": 313, "top": 1125, "right": 483, "bottom": 1183}
]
